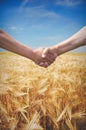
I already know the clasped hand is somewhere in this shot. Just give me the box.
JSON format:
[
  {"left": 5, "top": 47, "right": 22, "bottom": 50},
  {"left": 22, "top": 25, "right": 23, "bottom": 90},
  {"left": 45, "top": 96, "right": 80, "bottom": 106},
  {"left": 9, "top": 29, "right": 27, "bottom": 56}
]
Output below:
[{"left": 34, "top": 47, "right": 58, "bottom": 68}]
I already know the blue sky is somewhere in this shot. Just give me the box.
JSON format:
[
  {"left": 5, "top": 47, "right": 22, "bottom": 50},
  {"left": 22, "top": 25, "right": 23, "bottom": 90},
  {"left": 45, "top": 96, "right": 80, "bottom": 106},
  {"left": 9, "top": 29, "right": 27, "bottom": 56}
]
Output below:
[{"left": 0, "top": 0, "right": 86, "bottom": 52}]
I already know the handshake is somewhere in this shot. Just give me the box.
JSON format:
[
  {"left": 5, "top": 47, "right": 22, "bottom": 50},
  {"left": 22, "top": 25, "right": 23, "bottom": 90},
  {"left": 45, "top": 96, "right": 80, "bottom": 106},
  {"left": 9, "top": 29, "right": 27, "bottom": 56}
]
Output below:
[
  {"left": 0, "top": 26, "right": 86, "bottom": 67},
  {"left": 0, "top": 29, "right": 58, "bottom": 68},
  {"left": 32, "top": 46, "right": 58, "bottom": 68}
]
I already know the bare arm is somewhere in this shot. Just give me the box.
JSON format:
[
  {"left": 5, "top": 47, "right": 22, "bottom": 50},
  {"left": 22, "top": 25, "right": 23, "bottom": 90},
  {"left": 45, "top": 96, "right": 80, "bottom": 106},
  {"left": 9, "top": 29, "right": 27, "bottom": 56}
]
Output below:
[
  {"left": 55, "top": 26, "right": 86, "bottom": 55},
  {"left": 0, "top": 30, "right": 51, "bottom": 67},
  {"left": 42, "top": 26, "right": 86, "bottom": 61},
  {"left": 0, "top": 29, "right": 36, "bottom": 61}
]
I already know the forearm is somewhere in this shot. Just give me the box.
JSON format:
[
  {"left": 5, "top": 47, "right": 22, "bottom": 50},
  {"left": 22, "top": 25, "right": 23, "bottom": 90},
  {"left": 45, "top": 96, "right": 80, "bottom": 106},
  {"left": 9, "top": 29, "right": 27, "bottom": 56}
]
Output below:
[
  {"left": 55, "top": 26, "right": 86, "bottom": 55},
  {"left": 0, "top": 30, "right": 35, "bottom": 61}
]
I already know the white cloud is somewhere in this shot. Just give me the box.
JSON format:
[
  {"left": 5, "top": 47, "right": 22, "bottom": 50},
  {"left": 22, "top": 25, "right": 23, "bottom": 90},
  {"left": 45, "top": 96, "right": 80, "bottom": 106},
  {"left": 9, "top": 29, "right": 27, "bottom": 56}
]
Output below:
[
  {"left": 56, "top": 0, "right": 82, "bottom": 7},
  {"left": 9, "top": 26, "right": 17, "bottom": 30},
  {"left": 18, "top": 5, "right": 60, "bottom": 22},
  {"left": 21, "top": 0, "right": 29, "bottom": 6},
  {"left": 7, "top": 26, "right": 24, "bottom": 34},
  {"left": 19, "top": 0, "right": 60, "bottom": 20},
  {"left": 21, "top": 0, "right": 35, "bottom": 7}
]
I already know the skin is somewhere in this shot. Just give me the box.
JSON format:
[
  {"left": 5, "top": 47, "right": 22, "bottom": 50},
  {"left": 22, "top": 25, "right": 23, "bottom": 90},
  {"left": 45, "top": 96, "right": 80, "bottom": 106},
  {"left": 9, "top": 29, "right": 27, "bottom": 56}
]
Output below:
[
  {"left": 0, "top": 26, "right": 86, "bottom": 68},
  {"left": 42, "top": 26, "right": 86, "bottom": 63},
  {"left": 0, "top": 30, "right": 50, "bottom": 67}
]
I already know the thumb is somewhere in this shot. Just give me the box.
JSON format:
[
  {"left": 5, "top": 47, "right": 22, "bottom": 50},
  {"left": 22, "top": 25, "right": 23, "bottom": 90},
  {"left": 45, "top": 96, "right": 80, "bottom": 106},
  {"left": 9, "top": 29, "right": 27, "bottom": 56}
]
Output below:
[{"left": 42, "top": 48, "right": 49, "bottom": 58}]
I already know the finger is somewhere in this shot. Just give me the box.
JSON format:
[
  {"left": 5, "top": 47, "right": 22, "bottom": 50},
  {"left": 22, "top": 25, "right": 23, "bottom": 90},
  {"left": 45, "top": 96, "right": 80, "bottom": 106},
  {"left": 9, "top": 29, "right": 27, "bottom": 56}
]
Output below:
[
  {"left": 39, "top": 62, "right": 50, "bottom": 68},
  {"left": 42, "top": 48, "right": 57, "bottom": 63},
  {"left": 40, "top": 62, "right": 49, "bottom": 68},
  {"left": 47, "top": 53, "right": 56, "bottom": 61},
  {"left": 42, "top": 48, "right": 50, "bottom": 58},
  {"left": 43, "top": 53, "right": 56, "bottom": 64}
]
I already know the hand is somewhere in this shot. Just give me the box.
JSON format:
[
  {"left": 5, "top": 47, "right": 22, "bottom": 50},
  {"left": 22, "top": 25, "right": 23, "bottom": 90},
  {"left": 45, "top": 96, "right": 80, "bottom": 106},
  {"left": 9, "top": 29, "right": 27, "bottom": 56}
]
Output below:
[
  {"left": 33, "top": 48, "right": 50, "bottom": 68},
  {"left": 42, "top": 46, "right": 58, "bottom": 64}
]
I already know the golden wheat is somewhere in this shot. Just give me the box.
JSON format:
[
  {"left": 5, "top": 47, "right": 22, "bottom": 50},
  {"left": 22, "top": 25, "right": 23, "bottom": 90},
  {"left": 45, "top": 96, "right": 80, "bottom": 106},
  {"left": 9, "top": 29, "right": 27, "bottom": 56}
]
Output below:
[{"left": 0, "top": 52, "right": 86, "bottom": 130}]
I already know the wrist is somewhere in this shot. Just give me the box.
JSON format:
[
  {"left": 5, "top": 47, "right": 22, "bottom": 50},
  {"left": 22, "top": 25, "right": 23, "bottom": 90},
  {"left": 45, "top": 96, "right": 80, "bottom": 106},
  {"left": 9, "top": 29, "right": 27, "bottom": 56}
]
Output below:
[
  {"left": 32, "top": 51, "right": 37, "bottom": 62},
  {"left": 18, "top": 45, "right": 36, "bottom": 62},
  {"left": 27, "top": 49, "right": 36, "bottom": 62},
  {"left": 52, "top": 44, "right": 61, "bottom": 56},
  {"left": 53, "top": 39, "right": 71, "bottom": 55}
]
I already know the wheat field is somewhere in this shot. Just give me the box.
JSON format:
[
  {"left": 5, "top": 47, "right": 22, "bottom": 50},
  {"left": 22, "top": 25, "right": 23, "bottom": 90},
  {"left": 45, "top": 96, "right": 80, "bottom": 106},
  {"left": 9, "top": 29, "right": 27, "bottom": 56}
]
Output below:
[{"left": 0, "top": 52, "right": 86, "bottom": 130}]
